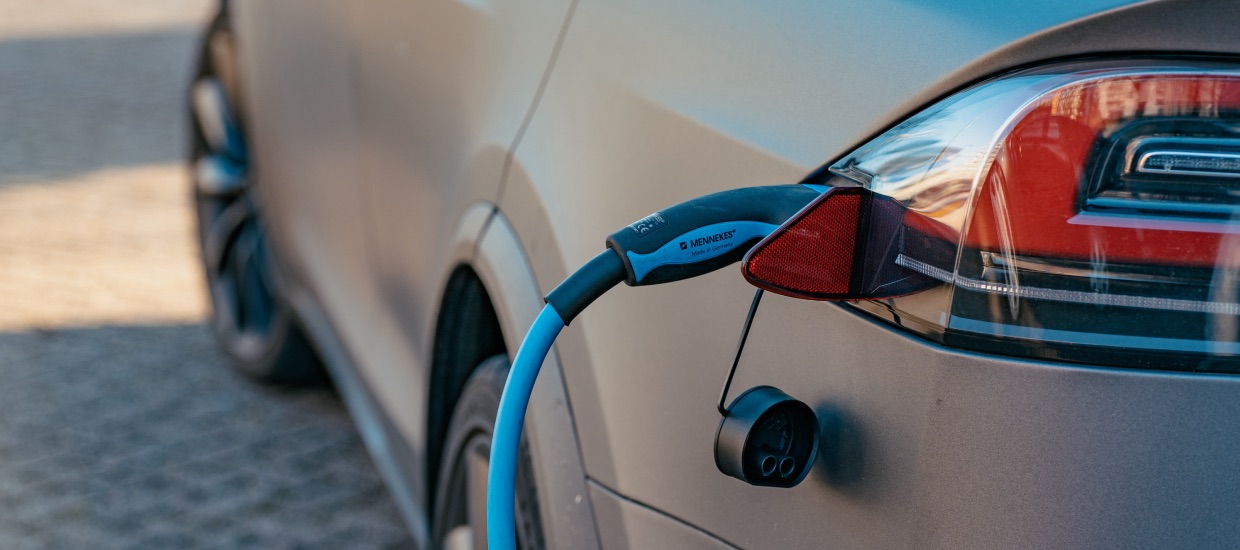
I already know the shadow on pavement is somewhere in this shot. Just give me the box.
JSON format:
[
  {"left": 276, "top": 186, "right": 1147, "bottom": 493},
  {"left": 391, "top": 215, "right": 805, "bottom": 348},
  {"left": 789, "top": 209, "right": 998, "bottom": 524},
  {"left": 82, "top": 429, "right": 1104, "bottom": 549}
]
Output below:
[{"left": 0, "top": 323, "right": 414, "bottom": 549}]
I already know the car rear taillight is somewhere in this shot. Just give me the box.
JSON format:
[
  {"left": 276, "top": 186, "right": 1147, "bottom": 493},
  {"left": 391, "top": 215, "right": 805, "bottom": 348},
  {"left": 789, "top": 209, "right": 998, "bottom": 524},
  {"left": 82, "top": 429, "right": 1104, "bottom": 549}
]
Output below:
[
  {"left": 743, "top": 186, "right": 949, "bottom": 300},
  {"left": 745, "top": 61, "right": 1240, "bottom": 371}
]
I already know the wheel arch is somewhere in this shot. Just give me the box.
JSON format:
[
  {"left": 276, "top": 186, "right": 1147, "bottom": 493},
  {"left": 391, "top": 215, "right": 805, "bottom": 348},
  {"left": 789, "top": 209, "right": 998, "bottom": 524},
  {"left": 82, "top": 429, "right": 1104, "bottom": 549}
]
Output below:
[
  {"left": 426, "top": 263, "right": 507, "bottom": 515},
  {"left": 426, "top": 202, "right": 602, "bottom": 549}
]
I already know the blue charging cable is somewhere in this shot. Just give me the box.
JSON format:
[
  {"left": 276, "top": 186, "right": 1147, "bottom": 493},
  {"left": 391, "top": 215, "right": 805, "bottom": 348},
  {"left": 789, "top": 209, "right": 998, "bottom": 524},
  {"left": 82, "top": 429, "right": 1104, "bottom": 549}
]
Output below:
[
  {"left": 487, "top": 305, "right": 564, "bottom": 550},
  {"left": 484, "top": 185, "right": 821, "bottom": 549}
]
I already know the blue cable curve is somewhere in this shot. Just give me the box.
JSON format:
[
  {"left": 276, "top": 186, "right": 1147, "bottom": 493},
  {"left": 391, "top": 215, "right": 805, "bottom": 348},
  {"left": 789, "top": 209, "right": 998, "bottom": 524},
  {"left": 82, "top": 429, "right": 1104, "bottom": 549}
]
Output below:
[{"left": 488, "top": 304, "right": 565, "bottom": 550}]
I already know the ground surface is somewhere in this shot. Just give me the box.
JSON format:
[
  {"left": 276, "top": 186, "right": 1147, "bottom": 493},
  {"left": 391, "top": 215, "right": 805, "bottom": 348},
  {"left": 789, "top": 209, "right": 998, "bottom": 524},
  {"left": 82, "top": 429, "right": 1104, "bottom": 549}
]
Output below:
[{"left": 0, "top": 1, "right": 414, "bottom": 547}]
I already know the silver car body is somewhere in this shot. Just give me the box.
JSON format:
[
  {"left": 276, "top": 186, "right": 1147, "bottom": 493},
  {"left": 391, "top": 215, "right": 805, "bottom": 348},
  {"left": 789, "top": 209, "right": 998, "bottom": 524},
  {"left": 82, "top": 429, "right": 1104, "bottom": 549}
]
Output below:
[{"left": 226, "top": 0, "right": 1240, "bottom": 547}]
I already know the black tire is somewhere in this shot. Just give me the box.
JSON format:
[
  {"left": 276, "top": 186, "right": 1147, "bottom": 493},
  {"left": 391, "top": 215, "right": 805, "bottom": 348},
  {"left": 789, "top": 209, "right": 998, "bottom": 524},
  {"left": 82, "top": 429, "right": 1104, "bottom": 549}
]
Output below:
[
  {"left": 432, "top": 356, "right": 545, "bottom": 550},
  {"left": 189, "top": 6, "right": 325, "bottom": 385}
]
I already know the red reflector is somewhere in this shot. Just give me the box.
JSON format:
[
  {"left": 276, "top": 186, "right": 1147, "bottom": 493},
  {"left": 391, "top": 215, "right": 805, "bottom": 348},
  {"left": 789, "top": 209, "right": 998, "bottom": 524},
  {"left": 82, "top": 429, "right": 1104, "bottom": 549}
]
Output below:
[
  {"left": 743, "top": 188, "right": 860, "bottom": 297},
  {"left": 743, "top": 186, "right": 944, "bottom": 300}
]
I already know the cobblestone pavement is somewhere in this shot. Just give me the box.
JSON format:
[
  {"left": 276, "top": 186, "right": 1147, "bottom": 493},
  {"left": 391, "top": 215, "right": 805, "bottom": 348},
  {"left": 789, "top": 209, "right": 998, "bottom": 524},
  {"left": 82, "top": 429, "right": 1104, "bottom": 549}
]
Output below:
[
  {"left": 0, "top": 1, "right": 415, "bottom": 548},
  {"left": 0, "top": 327, "right": 413, "bottom": 549}
]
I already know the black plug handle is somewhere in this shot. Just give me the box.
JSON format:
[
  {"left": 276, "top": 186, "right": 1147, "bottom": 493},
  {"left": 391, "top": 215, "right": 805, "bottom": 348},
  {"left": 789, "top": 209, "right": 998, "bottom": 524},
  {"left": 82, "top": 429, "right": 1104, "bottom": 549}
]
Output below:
[
  {"left": 544, "top": 250, "right": 627, "bottom": 325},
  {"left": 606, "top": 184, "right": 820, "bottom": 286}
]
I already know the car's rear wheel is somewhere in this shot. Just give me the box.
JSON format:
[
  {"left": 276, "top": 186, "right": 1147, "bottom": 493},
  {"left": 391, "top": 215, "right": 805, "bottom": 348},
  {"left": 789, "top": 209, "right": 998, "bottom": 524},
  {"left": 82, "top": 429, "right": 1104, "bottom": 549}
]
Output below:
[
  {"left": 189, "top": 8, "right": 324, "bottom": 385},
  {"left": 433, "top": 356, "right": 545, "bottom": 550}
]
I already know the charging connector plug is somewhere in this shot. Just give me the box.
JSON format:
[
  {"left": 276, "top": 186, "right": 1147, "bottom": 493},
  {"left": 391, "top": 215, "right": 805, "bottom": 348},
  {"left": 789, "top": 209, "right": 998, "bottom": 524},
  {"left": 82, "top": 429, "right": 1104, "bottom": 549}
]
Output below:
[{"left": 606, "top": 184, "right": 821, "bottom": 287}]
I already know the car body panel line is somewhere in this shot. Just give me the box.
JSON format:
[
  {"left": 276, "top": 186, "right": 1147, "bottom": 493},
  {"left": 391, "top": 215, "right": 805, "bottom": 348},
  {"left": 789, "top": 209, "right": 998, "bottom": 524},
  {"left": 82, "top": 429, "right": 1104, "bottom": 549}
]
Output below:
[
  {"left": 587, "top": 479, "right": 740, "bottom": 550},
  {"left": 494, "top": 0, "right": 580, "bottom": 210}
]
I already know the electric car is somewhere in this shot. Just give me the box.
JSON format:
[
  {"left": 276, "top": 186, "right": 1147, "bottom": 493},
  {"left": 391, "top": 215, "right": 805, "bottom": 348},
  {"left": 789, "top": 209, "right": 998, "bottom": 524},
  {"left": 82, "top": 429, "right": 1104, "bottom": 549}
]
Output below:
[{"left": 189, "top": 0, "right": 1240, "bottom": 547}]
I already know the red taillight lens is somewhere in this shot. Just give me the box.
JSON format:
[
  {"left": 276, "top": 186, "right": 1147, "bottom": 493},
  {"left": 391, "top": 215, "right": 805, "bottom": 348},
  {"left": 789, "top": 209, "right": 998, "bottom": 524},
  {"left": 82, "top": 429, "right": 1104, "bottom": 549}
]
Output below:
[
  {"left": 966, "top": 75, "right": 1240, "bottom": 266},
  {"left": 743, "top": 187, "right": 948, "bottom": 300},
  {"left": 751, "top": 61, "right": 1240, "bottom": 371},
  {"left": 743, "top": 188, "right": 862, "bottom": 298}
]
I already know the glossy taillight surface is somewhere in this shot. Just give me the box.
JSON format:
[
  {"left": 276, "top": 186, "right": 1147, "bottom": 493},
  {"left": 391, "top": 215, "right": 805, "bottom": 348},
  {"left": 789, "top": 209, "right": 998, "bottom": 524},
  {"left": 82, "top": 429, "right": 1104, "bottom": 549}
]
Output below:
[
  {"left": 771, "top": 61, "right": 1240, "bottom": 371},
  {"left": 743, "top": 187, "right": 946, "bottom": 300},
  {"left": 744, "top": 189, "right": 862, "bottom": 297}
]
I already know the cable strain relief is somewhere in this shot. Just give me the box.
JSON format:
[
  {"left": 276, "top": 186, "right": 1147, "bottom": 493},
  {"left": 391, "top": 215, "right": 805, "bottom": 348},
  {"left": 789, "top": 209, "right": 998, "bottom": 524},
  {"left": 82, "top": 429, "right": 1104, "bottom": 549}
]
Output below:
[{"left": 544, "top": 250, "right": 627, "bottom": 325}]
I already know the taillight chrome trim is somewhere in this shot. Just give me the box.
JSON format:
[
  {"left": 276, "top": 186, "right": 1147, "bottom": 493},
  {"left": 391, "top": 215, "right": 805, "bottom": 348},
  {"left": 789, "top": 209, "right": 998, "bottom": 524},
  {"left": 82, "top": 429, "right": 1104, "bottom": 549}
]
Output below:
[
  {"left": 1132, "top": 139, "right": 1240, "bottom": 179},
  {"left": 896, "top": 253, "right": 1240, "bottom": 315}
]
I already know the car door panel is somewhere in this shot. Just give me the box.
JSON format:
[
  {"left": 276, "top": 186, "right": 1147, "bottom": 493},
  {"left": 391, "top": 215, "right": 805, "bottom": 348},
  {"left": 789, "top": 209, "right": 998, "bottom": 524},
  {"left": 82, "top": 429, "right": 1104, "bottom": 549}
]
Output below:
[
  {"left": 230, "top": 0, "right": 374, "bottom": 379},
  {"left": 343, "top": 0, "right": 578, "bottom": 461}
]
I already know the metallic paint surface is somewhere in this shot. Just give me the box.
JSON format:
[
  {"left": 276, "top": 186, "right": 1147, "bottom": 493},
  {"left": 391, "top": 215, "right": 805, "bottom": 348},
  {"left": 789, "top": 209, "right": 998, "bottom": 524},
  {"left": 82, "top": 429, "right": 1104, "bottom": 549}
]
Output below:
[
  {"left": 224, "top": 0, "right": 1240, "bottom": 547},
  {"left": 588, "top": 481, "right": 736, "bottom": 550},
  {"left": 505, "top": 0, "right": 1240, "bottom": 547},
  {"left": 342, "top": 0, "right": 578, "bottom": 475},
  {"left": 747, "top": 295, "right": 1240, "bottom": 548}
]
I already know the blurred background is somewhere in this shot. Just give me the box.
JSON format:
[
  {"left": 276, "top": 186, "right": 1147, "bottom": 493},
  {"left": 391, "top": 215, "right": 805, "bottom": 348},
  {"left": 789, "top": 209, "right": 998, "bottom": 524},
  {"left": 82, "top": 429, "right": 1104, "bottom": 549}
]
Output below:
[{"left": 0, "top": 1, "right": 412, "bottom": 547}]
